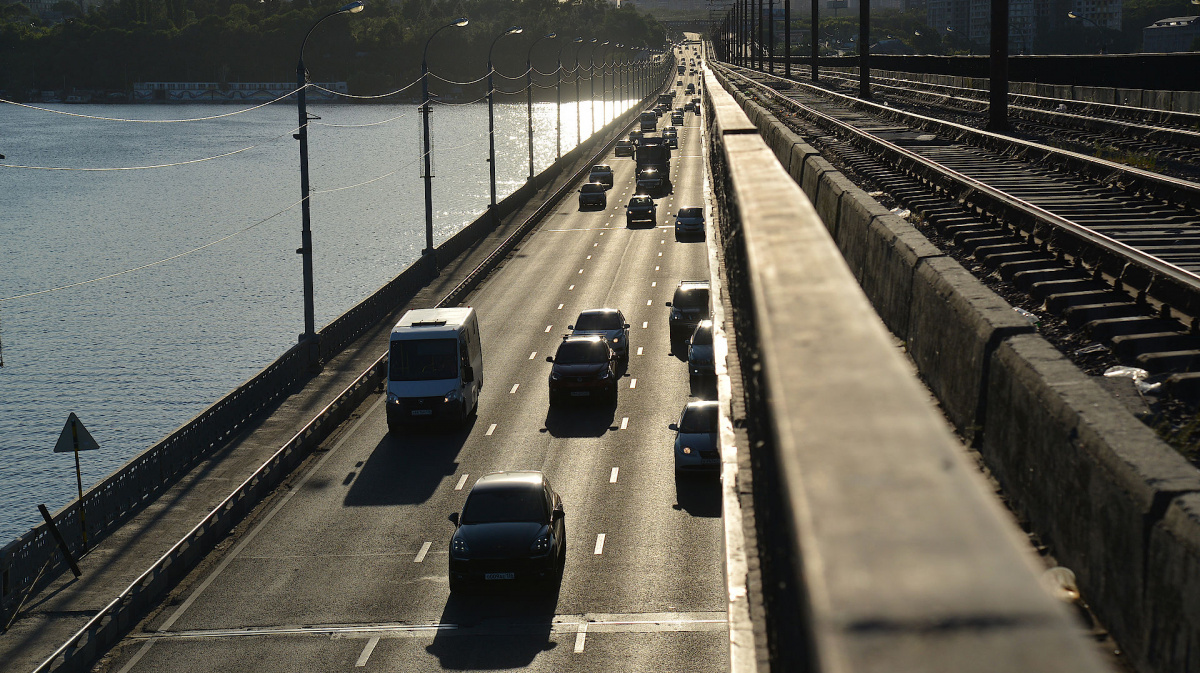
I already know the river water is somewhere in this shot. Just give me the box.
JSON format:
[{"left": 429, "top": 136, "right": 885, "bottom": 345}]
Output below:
[{"left": 0, "top": 96, "right": 631, "bottom": 545}]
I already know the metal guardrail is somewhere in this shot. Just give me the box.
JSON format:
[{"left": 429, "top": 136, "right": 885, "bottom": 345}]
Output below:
[
  {"left": 718, "top": 63, "right": 1200, "bottom": 324},
  {"left": 24, "top": 59, "right": 676, "bottom": 673}
]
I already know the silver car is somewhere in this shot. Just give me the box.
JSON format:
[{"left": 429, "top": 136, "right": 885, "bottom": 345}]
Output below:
[
  {"left": 688, "top": 320, "right": 715, "bottom": 377},
  {"left": 569, "top": 308, "right": 631, "bottom": 361},
  {"left": 674, "top": 207, "right": 705, "bottom": 239},
  {"left": 671, "top": 401, "right": 719, "bottom": 474}
]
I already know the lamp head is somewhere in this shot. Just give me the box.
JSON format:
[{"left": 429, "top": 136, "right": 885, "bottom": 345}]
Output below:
[
  {"left": 507, "top": 26, "right": 524, "bottom": 35},
  {"left": 1067, "top": 11, "right": 1078, "bottom": 18},
  {"left": 338, "top": 1, "right": 365, "bottom": 14},
  {"left": 573, "top": 37, "right": 584, "bottom": 43},
  {"left": 453, "top": 17, "right": 469, "bottom": 27},
  {"left": 545, "top": 32, "right": 557, "bottom": 39}
]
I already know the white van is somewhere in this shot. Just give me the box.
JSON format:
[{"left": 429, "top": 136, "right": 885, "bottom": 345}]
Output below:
[{"left": 386, "top": 307, "right": 482, "bottom": 431}]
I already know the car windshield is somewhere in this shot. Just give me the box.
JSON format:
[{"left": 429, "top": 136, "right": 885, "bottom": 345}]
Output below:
[
  {"left": 673, "top": 288, "right": 710, "bottom": 310},
  {"left": 679, "top": 404, "right": 718, "bottom": 433},
  {"left": 630, "top": 197, "right": 652, "bottom": 207},
  {"left": 575, "top": 312, "right": 621, "bottom": 331},
  {"left": 678, "top": 207, "right": 702, "bottom": 218},
  {"left": 389, "top": 338, "right": 459, "bottom": 381},
  {"left": 581, "top": 183, "right": 605, "bottom": 193},
  {"left": 555, "top": 340, "right": 609, "bottom": 364},
  {"left": 691, "top": 324, "right": 713, "bottom": 345},
  {"left": 462, "top": 486, "right": 546, "bottom": 524}
]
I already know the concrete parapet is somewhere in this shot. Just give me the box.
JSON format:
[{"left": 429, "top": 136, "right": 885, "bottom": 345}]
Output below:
[
  {"left": 1116, "top": 88, "right": 1145, "bottom": 107},
  {"left": 713, "top": 64, "right": 1200, "bottom": 672},
  {"left": 983, "top": 334, "right": 1200, "bottom": 670},
  {"left": 1172, "top": 91, "right": 1200, "bottom": 114},
  {"left": 708, "top": 69, "right": 1107, "bottom": 673}
]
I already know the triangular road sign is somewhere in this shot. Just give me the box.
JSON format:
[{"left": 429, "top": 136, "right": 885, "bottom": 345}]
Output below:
[{"left": 54, "top": 413, "right": 100, "bottom": 453}]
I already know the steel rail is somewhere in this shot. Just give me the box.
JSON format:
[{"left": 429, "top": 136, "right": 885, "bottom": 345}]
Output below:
[{"left": 716, "top": 62, "right": 1200, "bottom": 321}]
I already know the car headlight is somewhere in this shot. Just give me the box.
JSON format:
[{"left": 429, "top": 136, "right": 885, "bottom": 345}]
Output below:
[
  {"left": 451, "top": 536, "right": 470, "bottom": 558},
  {"left": 611, "top": 337, "right": 620, "bottom": 344},
  {"left": 530, "top": 532, "right": 552, "bottom": 556},
  {"left": 444, "top": 388, "right": 462, "bottom": 403},
  {"left": 681, "top": 446, "right": 693, "bottom": 454},
  {"left": 386, "top": 392, "right": 399, "bottom": 403},
  {"left": 550, "top": 371, "right": 562, "bottom": 381}
]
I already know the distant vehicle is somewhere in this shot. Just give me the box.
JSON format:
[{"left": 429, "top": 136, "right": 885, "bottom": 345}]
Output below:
[
  {"left": 657, "top": 93, "right": 674, "bottom": 106},
  {"left": 671, "top": 401, "right": 720, "bottom": 474},
  {"left": 688, "top": 320, "right": 715, "bottom": 377},
  {"left": 640, "top": 110, "right": 658, "bottom": 132},
  {"left": 635, "top": 137, "right": 671, "bottom": 196},
  {"left": 569, "top": 308, "right": 630, "bottom": 361},
  {"left": 579, "top": 182, "right": 607, "bottom": 209},
  {"left": 677, "top": 64, "right": 686, "bottom": 74},
  {"left": 447, "top": 471, "right": 566, "bottom": 591},
  {"left": 684, "top": 101, "right": 695, "bottom": 113},
  {"left": 671, "top": 110, "right": 685, "bottom": 125},
  {"left": 386, "top": 307, "right": 482, "bottom": 431},
  {"left": 628, "top": 129, "right": 644, "bottom": 145},
  {"left": 666, "top": 280, "right": 711, "bottom": 340},
  {"left": 615, "top": 139, "right": 634, "bottom": 157},
  {"left": 666, "top": 135, "right": 678, "bottom": 149},
  {"left": 673, "top": 206, "right": 704, "bottom": 239},
  {"left": 588, "top": 164, "right": 613, "bottom": 187},
  {"left": 677, "top": 79, "right": 684, "bottom": 87},
  {"left": 663, "top": 126, "right": 677, "bottom": 138},
  {"left": 686, "top": 83, "right": 696, "bottom": 95},
  {"left": 546, "top": 335, "right": 618, "bottom": 405},
  {"left": 626, "top": 194, "right": 657, "bottom": 227}
]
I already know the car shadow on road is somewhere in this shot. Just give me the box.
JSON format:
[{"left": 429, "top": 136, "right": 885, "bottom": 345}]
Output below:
[
  {"left": 425, "top": 583, "right": 561, "bottom": 669},
  {"left": 673, "top": 474, "right": 721, "bottom": 517},
  {"left": 542, "top": 403, "right": 616, "bottom": 438},
  {"left": 690, "top": 375, "right": 717, "bottom": 400},
  {"left": 342, "top": 419, "right": 475, "bottom": 507}
]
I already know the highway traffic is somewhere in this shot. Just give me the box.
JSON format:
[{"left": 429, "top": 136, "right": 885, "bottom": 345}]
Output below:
[{"left": 100, "top": 44, "right": 729, "bottom": 673}]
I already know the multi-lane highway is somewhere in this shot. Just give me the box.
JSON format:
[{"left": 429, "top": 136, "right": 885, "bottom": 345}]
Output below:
[{"left": 100, "top": 46, "right": 729, "bottom": 673}]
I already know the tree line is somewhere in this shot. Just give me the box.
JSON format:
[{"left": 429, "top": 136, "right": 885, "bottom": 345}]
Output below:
[{"left": 0, "top": 0, "right": 667, "bottom": 99}]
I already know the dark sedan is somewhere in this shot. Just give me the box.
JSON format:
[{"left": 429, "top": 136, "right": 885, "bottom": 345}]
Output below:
[
  {"left": 671, "top": 401, "right": 720, "bottom": 474},
  {"left": 448, "top": 471, "right": 566, "bottom": 592},
  {"left": 547, "top": 335, "right": 619, "bottom": 405}
]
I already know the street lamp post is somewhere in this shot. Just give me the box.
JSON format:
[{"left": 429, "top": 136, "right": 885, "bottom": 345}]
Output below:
[
  {"left": 589, "top": 41, "right": 609, "bottom": 136},
  {"left": 488, "top": 26, "right": 524, "bottom": 221},
  {"left": 576, "top": 38, "right": 597, "bottom": 149},
  {"left": 295, "top": 0, "right": 364, "bottom": 353},
  {"left": 557, "top": 37, "right": 583, "bottom": 160},
  {"left": 526, "top": 32, "right": 556, "bottom": 180},
  {"left": 421, "top": 17, "right": 468, "bottom": 261}
]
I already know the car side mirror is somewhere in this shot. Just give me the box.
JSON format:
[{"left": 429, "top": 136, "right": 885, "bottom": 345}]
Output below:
[
  {"left": 567, "top": 325, "right": 574, "bottom": 330},
  {"left": 669, "top": 423, "right": 679, "bottom": 431},
  {"left": 546, "top": 356, "right": 554, "bottom": 363},
  {"left": 552, "top": 509, "right": 565, "bottom": 522},
  {"left": 461, "top": 366, "right": 474, "bottom": 383},
  {"left": 448, "top": 512, "right": 459, "bottom": 526},
  {"left": 665, "top": 301, "right": 672, "bottom": 307},
  {"left": 623, "top": 323, "right": 630, "bottom": 329}
]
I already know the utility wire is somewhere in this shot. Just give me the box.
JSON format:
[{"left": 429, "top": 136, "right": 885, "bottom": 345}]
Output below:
[
  {"left": 311, "top": 76, "right": 422, "bottom": 100},
  {"left": 0, "top": 126, "right": 300, "bottom": 171},
  {"left": 0, "top": 90, "right": 297, "bottom": 123}
]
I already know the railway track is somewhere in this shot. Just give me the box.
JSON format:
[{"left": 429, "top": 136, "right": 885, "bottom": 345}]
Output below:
[
  {"left": 713, "top": 61, "right": 1200, "bottom": 462},
  {"left": 794, "top": 69, "right": 1200, "bottom": 181}
]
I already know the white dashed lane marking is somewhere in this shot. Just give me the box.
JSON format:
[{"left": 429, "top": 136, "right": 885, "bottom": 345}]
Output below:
[
  {"left": 642, "top": 322, "right": 648, "bottom": 329},
  {"left": 594, "top": 534, "right": 606, "bottom": 555},
  {"left": 646, "top": 300, "right": 652, "bottom": 306},
  {"left": 414, "top": 542, "right": 431, "bottom": 563},
  {"left": 620, "top": 417, "right": 629, "bottom": 430},
  {"left": 355, "top": 637, "right": 380, "bottom": 667},
  {"left": 630, "top": 379, "right": 637, "bottom": 389},
  {"left": 574, "top": 624, "right": 588, "bottom": 653},
  {"left": 610, "top": 467, "right": 619, "bottom": 483},
  {"left": 529, "top": 351, "right": 537, "bottom": 360},
  {"left": 558, "top": 303, "right": 564, "bottom": 310},
  {"left": 510, "top": 384, "right": 519, "bottom": 394},
  {"left": 636, "top": 347, "right": 644, "bottom": 356},
  {"left": 486, "top": 424, "right": 497, "bottom": 436},
  {"left": 455, "top": 474, "right": 469, "bottom": 490},
  {"left": 545, "top": 325, "right": 553, "bottom": 332}
]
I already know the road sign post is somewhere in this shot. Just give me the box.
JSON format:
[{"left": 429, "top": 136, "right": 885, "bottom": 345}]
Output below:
[{"left": 54, "top": 413, "right": 99, "bottom": 549}]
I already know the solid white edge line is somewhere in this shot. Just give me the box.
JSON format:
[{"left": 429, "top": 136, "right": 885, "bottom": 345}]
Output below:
[
  {"left": 455, "top": 474, "right": 469, "bottom": 490},
  {"left": 355, "top": 636, "right": 380, "bottom": 666},
  {"left": 594, "top": 534, "right": 606, "bottom": 555},
  {"left": 703, "top": 60, "right": 761, "bottom": 673},
  {"left": 414, "top": 542, "right": 432, "bottom": 564}
]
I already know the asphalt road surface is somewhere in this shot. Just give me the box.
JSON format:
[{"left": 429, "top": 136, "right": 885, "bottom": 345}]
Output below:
[{"left": 102, "top": 50, "right": 727, "bottom": 673}]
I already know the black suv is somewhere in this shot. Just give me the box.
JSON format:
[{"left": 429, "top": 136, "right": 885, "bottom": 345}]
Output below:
[
  {"left": 666, "top": 280, "right": 711, "bottom": 340},
  {"left": 546, "top": 336, "right": 618, "bottom": 405},
  {"left": 626, "top": 195, "right": 657, "bottom": 227}
]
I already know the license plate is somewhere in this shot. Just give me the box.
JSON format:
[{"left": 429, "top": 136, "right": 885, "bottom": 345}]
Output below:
[
  {"left": 570, "top": 391, "right": 590, "bottom": 397},
  {"left": 411, "top": 409, "right": 433, "bottom": 416},
  {"left": 701, "top": 459, "right": 719, "bottom": 465},
  {"left": 485, "top": 572, "right": 515, "bottom": 580}
]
